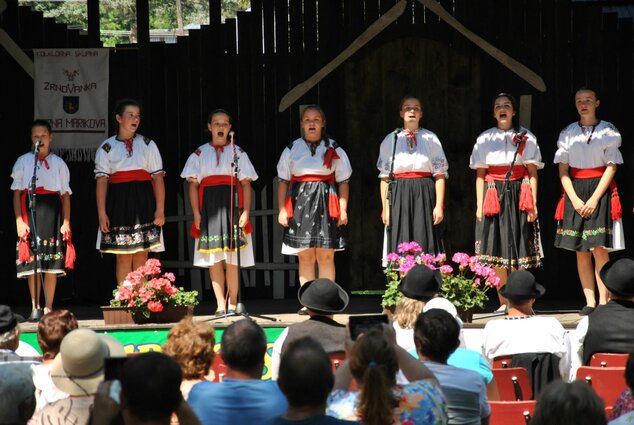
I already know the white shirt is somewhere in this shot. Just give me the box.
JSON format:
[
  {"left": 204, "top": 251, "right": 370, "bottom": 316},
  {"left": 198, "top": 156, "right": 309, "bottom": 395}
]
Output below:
[
  {"left": 277, "top": 138, "right": 352, "bottom": 183},
  {"left": 11, "top": 153, "right": 72, "bottom": 195},
  {"left": 377, "top": 128, "right": 449, "bottom": 178},
  {"left": 481, "top": 316, "right": 572, "bottom": 380},
  {"left": 180, "top": 143, "right": 258, "bottom": 183},
  {"left": 94, "top": 134, "right": 164, "bottom": 178},
  {"left": 554, "top": 120, "right": 623, "bottom": 168},
  {"left": 470, "top": 127, "right": 544, "bottom": 169}
]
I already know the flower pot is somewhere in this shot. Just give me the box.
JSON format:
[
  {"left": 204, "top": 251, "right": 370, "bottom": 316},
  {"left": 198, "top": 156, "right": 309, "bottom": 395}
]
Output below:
[
  {"left": 131, "top": 305, "right": 194, "bottom": 324},
  {"left": 456, "top": 307, "right": 474, "bottom": 324},
  {"left": 101, "top": 306, "right": 135, "bottom": 325}
]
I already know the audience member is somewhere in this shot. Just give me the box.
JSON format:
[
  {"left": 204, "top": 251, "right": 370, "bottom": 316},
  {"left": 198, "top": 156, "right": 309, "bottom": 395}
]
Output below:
[
  {"left": 272, "top": 278, "right": 348, "bottom": 380},
  {"left": 32, "top": 328, "right": 125, "bottom": 425},
  {"left": 163, "top": 317, "right": 216, "bottom": 399},
  {"left": 31, "top": 309, "right": 79, "bottom": 413},
  {"left": 415, "top": 309, "right": 490, "bottom": 425},
  {"left": 608, "top": 351, "right": 634, "bottom": 423},
  {"left": 392, "top": 264, "right": 440, "bottom": 352},
  {"left": 0, "top": 305, "right": 38, "bottom": 424},
  {"left": 326, "top": 325, "right": 447, "bottom": 425},
  {"left": 188, "top": 319, "right": 288, "bottom": 425},
  {"left": 532, "top": 381, "right": 606, "bottom": 425},
  {"left": 423, "top": 298, "right": 498, "bottom": 401},
  {"left": 91, "top": 352, "right": 201, "bottom": 425},
  {"left": 275, "top": 336, "right": 358, "bottom": 424},
  {"left": 481, "top": 270, "right": 571, "bottom": 387},
  {"left": 572, "top": 257, "right": 634, "bottom": 374}
]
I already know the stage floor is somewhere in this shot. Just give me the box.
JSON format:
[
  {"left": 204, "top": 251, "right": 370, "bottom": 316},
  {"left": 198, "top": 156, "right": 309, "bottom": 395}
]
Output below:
[{"left": 15, "top": 296, "right": 585, "bottom": 333}]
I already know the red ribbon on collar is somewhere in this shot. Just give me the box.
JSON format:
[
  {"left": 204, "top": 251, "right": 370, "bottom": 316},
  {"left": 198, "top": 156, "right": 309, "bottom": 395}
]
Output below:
[
  {"left": 405, "top": 130, "right": 417, "bottom": 149},
  {"left": 323, "top": 146, "right": 340, "bottom": 169}
]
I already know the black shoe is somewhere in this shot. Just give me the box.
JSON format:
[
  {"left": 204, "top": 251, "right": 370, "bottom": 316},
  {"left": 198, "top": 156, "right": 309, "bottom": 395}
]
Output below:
[
  {"left": 28, "top": 308, "right": 44, "bottom": 322},
  {"left": 297, "top": 307, "right": 308, "bottom": 315},
  {"left": 579, "top": 306, "right": 595, "bottom": 316}
]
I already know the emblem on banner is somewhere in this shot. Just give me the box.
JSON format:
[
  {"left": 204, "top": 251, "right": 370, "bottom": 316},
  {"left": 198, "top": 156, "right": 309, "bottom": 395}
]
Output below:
[
  {"left": 63, "top": 96, "right": 79, "bottom": 114},
  {"left": 64, "top": 69, "right": 79, "bottom": 81}
]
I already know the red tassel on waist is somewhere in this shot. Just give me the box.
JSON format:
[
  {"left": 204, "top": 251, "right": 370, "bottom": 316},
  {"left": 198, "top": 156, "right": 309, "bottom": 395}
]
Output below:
[
  {"left": 610, "top": 183, "right": 622, "bottom": 220},
  {"left": 483, "top": 183, "right": 500, "bottom": 216},
  {"left": 63, "top": 233, "right": 76, "bottom": 270},
  {"left": 285, "top": 174, "right": 339, "bottom": 220},
  {"left": 569, "top": 167, "right": 622, "bottom": 220},
  {"left": 554, "top": 193, "right": 565, "bottom": 221},
  {"left": 18, "top": 234, "right": 30, "bottom": 263},
  {"left": 519, "top": 180, "right": 534, "bottom": 212},
  {"left": 328, "top": 188, "right": 340, "bottom": 219},
  {"left": 284, "top": 193, "right": 294, "bottom": 219}
]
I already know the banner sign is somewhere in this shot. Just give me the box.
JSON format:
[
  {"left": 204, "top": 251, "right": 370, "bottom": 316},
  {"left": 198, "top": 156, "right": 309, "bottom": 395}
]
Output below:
[{"left": 34, "top": 49, "right": 109, "bottom": 162}]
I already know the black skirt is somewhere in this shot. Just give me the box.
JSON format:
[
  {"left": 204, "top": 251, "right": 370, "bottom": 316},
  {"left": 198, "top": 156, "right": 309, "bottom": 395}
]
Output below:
[
  {"left": 554, "top": 177, "right": 616, "bottom": 252},
  {"left": 283, "top": 181, "right": 347, "bottom": 251},
  {"left": 475, "top": 179, "right": 542, "bottom": 269},
  {"left": 198, "top": 185, "right": 248, "bottom": 253},
  {"left": 16, "top": 193, "right": 66, "bottom": 277},
  {"left": 387, "top": 176, "right": 444, "bottom": 256},
  {"left": 98, "top": 180, "right": 162, "bottom": 254}
]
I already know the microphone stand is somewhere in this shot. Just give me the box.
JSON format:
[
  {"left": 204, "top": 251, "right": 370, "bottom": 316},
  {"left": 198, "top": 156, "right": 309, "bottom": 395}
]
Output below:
[
  {"left": 208, "top": 133, "right": 277, "bottom": 322},
  {"left": 28, "top": 143, "right": 46, "bottom": 321}
]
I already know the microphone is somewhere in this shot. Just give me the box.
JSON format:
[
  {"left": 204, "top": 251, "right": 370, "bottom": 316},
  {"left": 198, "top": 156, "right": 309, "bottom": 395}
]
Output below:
[
  {"left": 34, "top": 138, "right": 42, "bottom": 153},
  {"left": 229, "top": 131, "right": 235, "bottom": 144},
  {"left": 513, "top": 130, "right": 527, "bottom": 144}
]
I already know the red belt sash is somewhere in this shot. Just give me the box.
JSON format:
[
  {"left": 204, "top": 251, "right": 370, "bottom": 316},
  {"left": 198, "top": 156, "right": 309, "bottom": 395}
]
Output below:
[
  {"left": 109, "top": 169, "right": 152, "bottom": 184},
  {"left": 284, "top": 173, "right": 340, "bottom": 220},
  {"left": 554, "top": 167, "right": 622, "bottom": 220},
  {"left": 393, "top": 172, "right": 433, "bottom": 179},
  {"left": 18, "top": 188, "right": 75, "bottom": 269},
  {"left": 482, "top": 166, "right": 534, "bottom": 216},
  {"left": 190, "top": 175, "right": 252, "bottom": 239}
]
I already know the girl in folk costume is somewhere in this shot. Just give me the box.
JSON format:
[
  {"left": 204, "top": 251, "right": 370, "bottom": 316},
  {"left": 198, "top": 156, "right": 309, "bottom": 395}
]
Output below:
[
  {"left": 554, "top": 88, "right": 624, "bottom": 316},
  {"left": 181, "top": 110, "right": 258, "bottom": 315},
  {"left": 95, "top": 99, "right": 166, "bottom": 285},
  {"left": 12, "top": 120, "right": 75, "bottom": 319},
  {"left": 378, "top": 95, "right": 448, "bottom": 259},
  {"left": 277, "top": 105, "right": 352, "bottom": 313},
  {"left": 470, "top": 93, "right": 543, "bottom": 312}
]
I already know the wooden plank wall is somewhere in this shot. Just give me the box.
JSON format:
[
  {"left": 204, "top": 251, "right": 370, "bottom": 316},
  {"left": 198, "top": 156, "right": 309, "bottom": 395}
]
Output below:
[{"left": 0, "top": 0, "right": 632, "bottom": 307}]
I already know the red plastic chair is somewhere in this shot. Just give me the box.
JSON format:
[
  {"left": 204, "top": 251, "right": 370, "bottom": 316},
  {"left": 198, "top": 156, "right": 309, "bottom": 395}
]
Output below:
[
  {"left": 493, "top": 355, "right": 514, "bottom": 369},
  {"left": 576, "top": 366, "right": 627, "bottom": 407},
  {"left": 492, "top": 367, "right": 533, "bottom": 401},
  {"left": 329, "top": 351, "right": 346, "bottom": 373},
  {"left": 489, "top": 400, "right": 536, "bottom": 425},
  {"left": 590, "top": 353, "right": 629, "bottom": 368},
  {"left": 211, "top": 352, "right": 227, "bottom": 382}
]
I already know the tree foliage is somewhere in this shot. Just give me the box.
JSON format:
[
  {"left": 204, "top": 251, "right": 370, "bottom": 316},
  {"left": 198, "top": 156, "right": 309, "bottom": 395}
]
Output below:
[{"left": 20, "top": 0, "right": 250, "bottom": 46}]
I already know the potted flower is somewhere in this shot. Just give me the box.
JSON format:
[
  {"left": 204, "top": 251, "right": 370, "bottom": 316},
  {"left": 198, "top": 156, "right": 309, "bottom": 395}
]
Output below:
[
  {"left": 383, "top": 242, "right": 500, "bottom": 322},
  {"left": 103, "top": 258, "right": 199, "bottom": 324}
]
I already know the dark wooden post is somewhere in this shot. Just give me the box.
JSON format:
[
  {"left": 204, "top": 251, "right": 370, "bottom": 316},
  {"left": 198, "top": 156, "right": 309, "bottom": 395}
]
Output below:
[
  {"left": 136, "top": 0, "right": 150, "bottom": 47},
  {"left": 87, "top": 0, "right": 100, "bottom": 46}
]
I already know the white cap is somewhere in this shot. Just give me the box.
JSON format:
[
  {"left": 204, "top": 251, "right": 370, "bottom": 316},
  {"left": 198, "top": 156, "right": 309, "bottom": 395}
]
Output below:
[{"left": 423, "top": 297, "right": 463, "bottom": 329}]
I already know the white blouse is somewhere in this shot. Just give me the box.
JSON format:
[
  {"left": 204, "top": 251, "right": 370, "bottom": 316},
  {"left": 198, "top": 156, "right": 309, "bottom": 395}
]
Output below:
[
  {"left": 277, "top": 138, "right": 352, "bottom": 183},
  {"left": 470, "top": 127, "right": 544, "bottom": 169},
  {"left": 377, "top": 128, "right": 449, "bottom": 178},
  {"left": 94, "top": 134, "right": 164, "bottom": 178},
  {"left": 180, "top": 142, "right": 258, "bottom": 183},
  {"left": 11, "top": 152, "right": 72, "bottom": 195},
  {"left": 553, "top": 121, "right": 623, "bottom": 168}
]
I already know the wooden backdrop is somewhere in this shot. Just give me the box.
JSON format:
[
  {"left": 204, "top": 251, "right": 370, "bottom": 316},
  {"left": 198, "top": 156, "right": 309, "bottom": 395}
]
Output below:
[{"left": 0, "top": 0, "right": 632, "bottom": 307}]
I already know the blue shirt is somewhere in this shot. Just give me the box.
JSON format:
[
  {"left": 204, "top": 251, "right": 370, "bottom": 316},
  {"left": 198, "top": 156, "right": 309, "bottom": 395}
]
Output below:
[
  {"left": 188, "top": 378, "right": 288, "bottom": 425},
  {"left": 408, "top": 347, "right": 493, "bottom": 384}
]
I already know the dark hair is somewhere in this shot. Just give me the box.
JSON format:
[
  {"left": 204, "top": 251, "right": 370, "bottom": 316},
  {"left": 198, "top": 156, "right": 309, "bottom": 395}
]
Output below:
[
  {"left": 576, "top": 86, "right": 599, "bottom": 100},
  {"left": 220, "top": 319, "right": 266, "bottom": 377},
  {"left": 208, "top": 109, "right": 232, "bottom": 124},
  {"left": 532, "top": 381, "right": 606, "bottom": 425},
  {"left": 625, "top": 352, "right": 634, "bottom": 391},
  {"left": 398, "top": 95, "right": 422, "bottom": 111},
  {"left": 163, "top": 317, "right": 216, "bottom": 379},
  {"left": 278, "top": 336, "right": 334, "bottom": 408},
  {"left": 349, "top": 329, "right": 397, "bottom": 425},
  {"left": 120, "top": 352, "right": 182, "bottom": 421},
  {"left": 414, "top": 309, "right": 460, "bottom": 363},
  {"left": 493, "top": 92, "right": 517, "bottom": 111},
  {"left": 36, "top": 309, "right": 78, "bottom": 360},
  {"left": 31, "top": 119, "right": 52, "bottom": 134},
  {"left": 113, "top": 98, "right": 141, "bottom": 133}
]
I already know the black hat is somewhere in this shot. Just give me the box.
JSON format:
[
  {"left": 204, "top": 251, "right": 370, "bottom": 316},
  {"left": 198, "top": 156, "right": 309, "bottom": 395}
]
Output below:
[
  {"left": 499, "top": 270, "right": 545, "bottom": 300},
  {"left": 0, "top": 305, "right": 18, "bottom": 334},
  {"left": 397, "top": 264, "right": 442, "bottom": 301},
  {"left": 298, "top": 279, "right": 349, "bottom": 314},
  {"left": 600, "top": 257, "right": 634, "bottom": 298}
]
